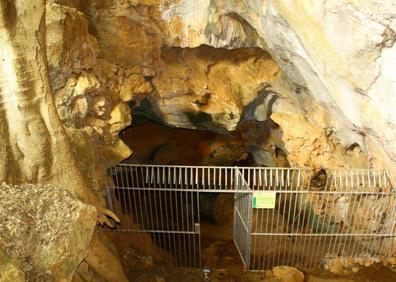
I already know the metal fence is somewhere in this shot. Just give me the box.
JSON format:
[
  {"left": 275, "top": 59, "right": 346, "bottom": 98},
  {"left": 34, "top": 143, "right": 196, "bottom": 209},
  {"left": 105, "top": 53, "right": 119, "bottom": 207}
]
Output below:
[
  {"left": 105, "top": 165, "right": 395, "bottom": 270},
  {"left": 233, "top": 169, "right": 252, "bottom": 268},
  {"left": 248, "top": 169, "right": 395, "bottom": 269}
]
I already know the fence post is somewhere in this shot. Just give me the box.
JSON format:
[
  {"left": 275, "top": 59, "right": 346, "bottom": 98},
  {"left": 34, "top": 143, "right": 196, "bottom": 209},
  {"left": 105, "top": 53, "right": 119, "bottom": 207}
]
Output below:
[{"left": 234, "top": 166, "right": 239, "bottom": 190}]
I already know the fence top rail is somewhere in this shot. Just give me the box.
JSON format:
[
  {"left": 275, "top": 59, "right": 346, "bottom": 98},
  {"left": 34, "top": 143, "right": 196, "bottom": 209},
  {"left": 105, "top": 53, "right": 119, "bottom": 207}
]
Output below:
[
  {"left": 113, "top": 163, "right": 311, "bottom": 170},
  {"left": 114, "top": 163, "right": 388, "bottom": 173},
  {"left": 108, "top": 164, "right": 392, "bottom": 191},
  {"left": 327, "top": 169, "right": 389, "bottom": 174}
]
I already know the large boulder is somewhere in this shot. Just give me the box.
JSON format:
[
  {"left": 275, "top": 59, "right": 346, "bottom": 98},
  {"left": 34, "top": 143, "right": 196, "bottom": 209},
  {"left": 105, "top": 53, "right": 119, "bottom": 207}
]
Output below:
[{"left": 0, "top": 183, "right": 97, "bottom": 281}]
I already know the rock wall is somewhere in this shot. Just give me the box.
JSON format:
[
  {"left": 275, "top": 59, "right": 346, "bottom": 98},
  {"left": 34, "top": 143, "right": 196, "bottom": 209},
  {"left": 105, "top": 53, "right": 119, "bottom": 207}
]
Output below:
[
  {"left": 48, "top": 0, "right": 391, "bottom": 175},
  {"left": 44, "top": 0, "right": 396, "bottom": 175},
  {"left": 158, "top": 0, "right": 396, "bottom": 176}
]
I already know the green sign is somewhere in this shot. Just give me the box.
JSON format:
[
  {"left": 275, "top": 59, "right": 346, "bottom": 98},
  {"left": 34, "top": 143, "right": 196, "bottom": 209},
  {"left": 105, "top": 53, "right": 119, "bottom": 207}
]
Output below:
[{"left": 252, "top": 192, "right": 276, "bottom": 209}]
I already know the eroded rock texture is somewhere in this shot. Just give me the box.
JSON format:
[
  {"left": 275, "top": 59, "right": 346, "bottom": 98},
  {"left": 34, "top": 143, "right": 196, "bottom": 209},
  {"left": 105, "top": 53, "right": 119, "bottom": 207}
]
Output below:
[
  {"left": 0, "top": 183, "right": 96, "bottom": 281},
  {"left": 52, "top": 0, "right": 393, "bottom": 175},
  {"left": 158, "top": 0, "right": 396, "bottom": 175},
  {"left": 41, "top": 0, "right": 396, "bottom": 175}
]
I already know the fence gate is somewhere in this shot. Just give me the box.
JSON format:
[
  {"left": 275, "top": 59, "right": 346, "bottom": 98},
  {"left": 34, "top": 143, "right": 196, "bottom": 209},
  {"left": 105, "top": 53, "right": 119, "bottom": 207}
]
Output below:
[
  {"left": 106, "top": 165, "right": 201, "bottom": 267},
  {"left": 233, "top": 169, "right": 253, "bottom": 268}
]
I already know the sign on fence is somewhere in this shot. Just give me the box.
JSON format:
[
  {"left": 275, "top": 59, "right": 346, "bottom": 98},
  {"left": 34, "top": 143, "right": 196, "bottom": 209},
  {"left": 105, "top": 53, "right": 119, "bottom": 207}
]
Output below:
[{"left": 252, "top": 192, "right": 276, "bottom": 209}]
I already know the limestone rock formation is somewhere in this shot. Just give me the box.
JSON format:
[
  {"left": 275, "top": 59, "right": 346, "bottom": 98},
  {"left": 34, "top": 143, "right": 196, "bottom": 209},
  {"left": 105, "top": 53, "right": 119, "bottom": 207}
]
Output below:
[
  {"left": 78, "top": 0, "right": 393, "bottom": 174},
  {"left": 46, "top": 1, "right": 134, "bottom": 196},
  {"left": 0, "top": 183, "right": 97, "bottom": 281},
  {"left": 149, "top": 46, "right": 280, "bottom": 131},
  {"left": 159, "top": 0, "right": 396, "bottom": 177},
  {"left": 0, "top": 1, "right": 128, "bottom": 281},
  {"left": 43, "top": 0, "right": 394, "bottom": 176}
]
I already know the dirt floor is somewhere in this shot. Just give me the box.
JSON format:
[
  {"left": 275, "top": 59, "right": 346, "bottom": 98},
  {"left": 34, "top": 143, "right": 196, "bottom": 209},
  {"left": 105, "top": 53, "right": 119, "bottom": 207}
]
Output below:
[
  {"left": 106, "top": 231, "right": 396, "bottom": 282},
  {"left": 126, "top": 255, "right": 396, "bottom": 282}
]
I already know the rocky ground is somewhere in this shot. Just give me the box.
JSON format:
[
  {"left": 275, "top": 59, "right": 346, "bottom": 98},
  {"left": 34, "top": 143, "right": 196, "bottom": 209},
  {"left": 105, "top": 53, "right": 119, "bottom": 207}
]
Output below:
[{"left": 121, "top": 248, "right": 396, "bottom": 282}]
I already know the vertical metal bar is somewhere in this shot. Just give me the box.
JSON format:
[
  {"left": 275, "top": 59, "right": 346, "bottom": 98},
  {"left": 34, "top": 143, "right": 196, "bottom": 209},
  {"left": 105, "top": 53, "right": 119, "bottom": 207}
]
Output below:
[
  {"left": 246, "top": 192, "right": 252, "bottom": 268},
  {"left": 178, "top": 167, "right": 182, "bottom": 187},
  {"left": 299, "top": 170, "right": 312, "bottom": 268},
  {"left": 290, "top": 170, "right": 300, "bottom": 266},
  {"left": 275, "top": 169, "right": 279, "bottom": 187},
  {"left": 130, "top": 166, "right": 136, "bottom": 188},
  {"left": 185, "top": 187, "right": 191, "bottom": 266},
  {"left": 259, "top": 169, "right": 262, "bottom": 190},
  {"left": 252, "top": 205, "right": 259, "bottom": 269},
  {"left": 195, "top": 167, "right": 199, "bottom": 189},
  {"left": 264, "top": 169, "right": 268, "bottom": 189},
  {"left": 316, "top": 170, "right": 333, "bottom": 265},
  {"left": 175, "top": 177, "right": 183, "bottom": 265},
  {"left": 280, "top": 177, "right": 289, "bottom": 266},
  {"left": 133, "top": 170, "right": 144, "bottom": 239},
  {"left": 330, "top": 171, "right": 344, "bottom": 259},
  {"left": 144, "top": 166, "right": 149, "bottom": 184},
  {"left": 334, "top": 171, "right": 346, "bottom": 261},
  {"left": 351, "top": 176, "right": 368, "bottom": 257},
  {"left": 173, "top": 167, "right": 176, "bottom": 186},
  {"left": 179, "top": 169, "right": 187, "bottom": 265},
  {"left": 168, "top": 179, "right": 178, "bottom": 265},
  {"left": 231, "top": 166, "right": 234, "bottom": 188},
  {"left": 219, "top": 167, "right": 222, "bottom": 190},
  {"left": 119, "top": 166, "right": 127, "bottom": 217},
  {"left": 190, "top": 172, "right": 196, "bottom": 267},
  {"left": 213, "top": 167, "right": 217, "bottom": 190},
  {"left": 247, "top": 168, "right": 251, "bottom": 188},
  {"left": 225, "top": 167, "right": 228, "bottom": 189},
  {"left": 366, "top": 185, "right": 384, "bottom": 259},
  {"left": 164, "top": 189, "right": 173, "bottom": 264},
  {"left": 189, "top": 167, "right": 193, "bottom": 189},
  {"left": 125, "top": 166, "right": 134, "bottom": 221},
  {"left": 208, "top": 167, "right": 211, "bottom": 190},
  {"left": 307, "top": 175, "right": 323, "bottom": 267},
  {"left": 162, "top": 166, "right": 165, "bottom": 186},
  {"left": 149, "top": 166, "right": 153, "bottom": 184},
  {"left": 167, "top": 166, "right": 171, "bottom": 185},
  {"left": 184, "top": 167, "right": 188, "bottom": 186},
  {"left": 142, "top": 168, "right": 151, "bottom": 231},
  {"left": 267, "top": 172, "right": 277, "bottom": 269},
  {"left": 197, "top": 189, "right": 201, "bottom": 268},
  {"left": 337, "top": 170, "right": 354, "bottom": 266},
  {"left": 322, "top": 172, "right": 338, "bottom": 262},
  {"left": 202, "top": 166, "right": 205, "bottom": 188},
  {"left": 281, "top": 169, "right": 285, "bottom": 188}
]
